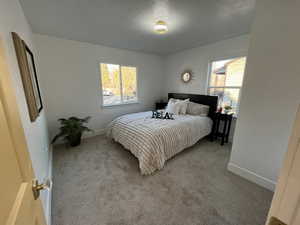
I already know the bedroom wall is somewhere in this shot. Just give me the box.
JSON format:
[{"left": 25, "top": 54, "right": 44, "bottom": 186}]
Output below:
[
  {"left": 163, "top": 35, "right": 250, "bottom": 141},
  {"left": 0, "top": 0, "right": 51, "bottom": 223},
  {"left": 34, "top": 34, "right": 165, "bottom": 137},
  {"left": 163, "top": 35, "right": 249, "bottom": 97},
  {"left": 229, "top": 0, "right": 300, "bottom": 191}
]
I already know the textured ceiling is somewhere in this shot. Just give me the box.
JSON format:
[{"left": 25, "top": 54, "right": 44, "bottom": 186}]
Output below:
[{"left": 20, "top": 0, "right": 256, "bottom": 55}]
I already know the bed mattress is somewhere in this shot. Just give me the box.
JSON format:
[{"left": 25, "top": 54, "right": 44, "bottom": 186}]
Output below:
[{"left": 107, "top": 111, "right": 212, "bottom": 175}]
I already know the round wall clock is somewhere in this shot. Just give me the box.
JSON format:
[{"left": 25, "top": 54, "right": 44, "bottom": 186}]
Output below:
[{"left": 181, "top": 70, "right": 193, "bottom": 83}]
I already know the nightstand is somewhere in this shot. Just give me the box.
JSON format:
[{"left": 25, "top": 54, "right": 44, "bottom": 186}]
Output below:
[
  {"left": 211, "top": 112, "right": 233, "bottom": 145},
  {"left": 155, "top": 102, "right": 167, "bottom": 110}
]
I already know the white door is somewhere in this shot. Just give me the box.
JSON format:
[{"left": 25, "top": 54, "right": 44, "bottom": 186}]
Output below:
[
  {"left": 0, "top": 38, "right": 47, "bottom": 225},
  {"left": 266, "top": 105, "right": 300, "bottom": 225}
]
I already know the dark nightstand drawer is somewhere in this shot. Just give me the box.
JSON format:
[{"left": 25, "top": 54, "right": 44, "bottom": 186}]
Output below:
[{"left": 155, "top": 102, "right": 167, "bottom": 110}]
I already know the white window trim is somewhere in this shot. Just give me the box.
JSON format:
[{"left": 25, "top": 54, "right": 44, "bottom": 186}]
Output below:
[
  {"left": 102, "top": 101, "right": 139, "bottom": 108},
  {"left": 207, "top": 86, "right": 242, "bottom": 116},
  {"left": 100, "top": 63, "right": 139, "bottom": 107},
  {"left": 206, "top": 56, "right": 247, "bottom": 116}
]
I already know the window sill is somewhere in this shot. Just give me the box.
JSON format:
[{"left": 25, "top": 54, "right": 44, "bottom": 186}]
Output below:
[{"left": 102, "top": 101, "right": 139, "bottom": 108}]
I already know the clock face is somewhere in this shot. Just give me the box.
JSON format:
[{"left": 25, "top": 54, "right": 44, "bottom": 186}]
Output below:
[{"left": 182, "top": 72, "right": 191, "bottom": 83}]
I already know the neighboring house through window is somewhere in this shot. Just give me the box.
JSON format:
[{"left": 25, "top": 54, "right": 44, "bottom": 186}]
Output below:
[
  {"left": 207, "top": 57, "right": 247, "bottom": 115},
  {"left": 100, "top": 63, "right": 138, "bottom": 106}
]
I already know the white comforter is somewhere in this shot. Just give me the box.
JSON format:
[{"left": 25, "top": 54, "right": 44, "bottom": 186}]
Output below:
[{"left": 107, "top": 111, "right": 212, "bottom": 175}]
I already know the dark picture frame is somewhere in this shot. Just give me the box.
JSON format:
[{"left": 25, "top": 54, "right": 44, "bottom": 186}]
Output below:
[
  {"left": 12, "top": 32, "right": 43, "bottom": 122},
  {"left": 24, "top": 44, "right": 43, "bottom": 113}
]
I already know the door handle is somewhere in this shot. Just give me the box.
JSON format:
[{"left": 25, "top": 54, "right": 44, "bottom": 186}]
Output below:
[{"left": 32, "top": 179, "right": 52, "bottom": 200}]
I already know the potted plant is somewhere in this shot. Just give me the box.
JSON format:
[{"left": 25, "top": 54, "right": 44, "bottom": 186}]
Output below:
[
  {"left": 51, "top": 116, "right": 92, "bottom": 147},
  {"left": 224, "top": 105, "right": 232, "bottom": 114}
]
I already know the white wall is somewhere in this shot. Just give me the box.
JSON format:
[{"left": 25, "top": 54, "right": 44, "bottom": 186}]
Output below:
[
  {"left": 34, "top": 34, "right": 165, "bottom": 137},
  {"left": 164, "top": 35, "right": 249, "bottom": 97},
  {"left": 229, "top": 0, "right": 300, "bottom": 191},
  {"left": 164, "top": 35, "right": 250, "bottom": 141},
  {"left": 0, "top": 0, "right": 51, "bottom": 223}
]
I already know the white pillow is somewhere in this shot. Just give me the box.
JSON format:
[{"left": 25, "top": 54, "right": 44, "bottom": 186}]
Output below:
[
  {"left": 165, "top": 100, "right": 181, "bottom": 115},
  {"left": 186, "top": 102, "right": 210, "bottom": 116},
  {"left": 166, "top": 98, "right": 189, "bottom": 115},
  {"left": 178, "top": 99, "right": 189, "bottom": 114}
]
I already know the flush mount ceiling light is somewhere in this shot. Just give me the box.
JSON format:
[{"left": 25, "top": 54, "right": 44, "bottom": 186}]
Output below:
[
  {"left": 154, "top": 20, "right": 168, "bottom": 34},
  {"left": 153, "top": 0, "right": 169, "bottom": 34}
]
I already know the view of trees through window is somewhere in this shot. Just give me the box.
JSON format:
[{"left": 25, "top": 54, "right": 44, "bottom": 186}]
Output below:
[
  {"left": 208, "top": 57, "right": 247, "bottom": 114},
  {"left": 100, "top": 63, "right": 137, "bottom": 106}
]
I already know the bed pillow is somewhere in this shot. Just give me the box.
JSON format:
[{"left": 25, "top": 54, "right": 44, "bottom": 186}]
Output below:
[
  {"left": 166, "top": 98, "right": 189, "bottom": 115},
  {"left": 176, "top": 98, "right": 189, "bottom": 114},
  {"left": 165, "top": 100, "right": 181, "bottom": 115},
  {"left": 186, "top": 102, "right": 210, "bottom": 116}
]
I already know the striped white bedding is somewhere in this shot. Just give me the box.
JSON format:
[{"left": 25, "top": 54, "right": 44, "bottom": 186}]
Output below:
[{"left": 107, "top": 111, "right": 212, "bottom": 175}]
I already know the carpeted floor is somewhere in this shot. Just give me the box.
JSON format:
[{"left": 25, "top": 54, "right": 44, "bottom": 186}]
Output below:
[{"left": 52, "top": 135, "right": 273, "bottom": 225}]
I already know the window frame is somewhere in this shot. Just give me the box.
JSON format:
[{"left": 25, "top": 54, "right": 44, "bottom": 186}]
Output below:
[
  {"left": 99, "top": 63, "right": 139, "bottom": 107},
  {"left": 206, "top": 55, "right": 247, "bottom": 115}
]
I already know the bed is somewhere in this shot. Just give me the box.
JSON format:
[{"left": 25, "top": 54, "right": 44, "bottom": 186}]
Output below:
[{"left": 107, "top": 93, "right": 218, "bottom": 175}]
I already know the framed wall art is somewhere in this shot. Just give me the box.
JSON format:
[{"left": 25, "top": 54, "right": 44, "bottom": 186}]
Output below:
[{"left": 12, "top": 32, "right": 43, "bottom": 122}]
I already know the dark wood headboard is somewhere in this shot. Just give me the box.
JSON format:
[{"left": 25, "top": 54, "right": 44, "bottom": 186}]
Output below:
[{"left": 168, "top": 93, "right": 218, "bottom": 119}]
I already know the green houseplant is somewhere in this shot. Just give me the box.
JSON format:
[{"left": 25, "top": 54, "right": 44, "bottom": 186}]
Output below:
[
  {"left": 52, "top": 116, "right": 92, "bottom": 147},
  {"left": 224, "top": 105, "right": 232, "bottom": 114}
]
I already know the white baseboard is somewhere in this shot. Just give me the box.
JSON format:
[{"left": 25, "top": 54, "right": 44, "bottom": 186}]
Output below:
[
  {"left": 227, "top": 162, "right": 276, "bottom": 191},
  {"left": 82, "top": 128, "right": 106, "bottom": 139},
  {"left": 46, "top": 145, "right": 53, "bottom": 225},
  {"left": 53, "top": 128, "right": 106, "bottom": 145},
  {"left": 46, "top": 129, "right": 104, "bottom": 224}
]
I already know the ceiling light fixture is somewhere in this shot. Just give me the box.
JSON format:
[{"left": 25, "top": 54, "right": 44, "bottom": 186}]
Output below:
[
  {"left": 153, "top": 0, "right": 169, "bottom": 34},
  {"left": 154, "top": 20, "right": 168, "bottom": 34}
]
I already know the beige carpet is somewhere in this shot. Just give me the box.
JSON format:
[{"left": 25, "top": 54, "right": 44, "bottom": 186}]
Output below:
[{"left": 52, "top": 135, "right": 273, "bottom": 225}]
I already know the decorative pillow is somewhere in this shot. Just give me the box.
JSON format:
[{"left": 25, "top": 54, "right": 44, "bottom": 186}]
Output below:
[
  {"left": 165, "top": 100, "right": 181, "bottom": 115},
  {"left": 186, "top": 102, "right": 210, "bottom": 116},
  {"left": 166, "top": 98, "right": 189, "bottom": 115},
  {"left": 179, "top": 99, "right": 189, "bottom": 114}
]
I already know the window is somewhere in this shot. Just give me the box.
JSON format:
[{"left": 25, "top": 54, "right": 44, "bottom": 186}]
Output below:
[
  {"left": 207, "top": 57, "right": 247, "bottom": 115},
  {"left": 100, "top": 63, "right": 137, "bottom": 106}
]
